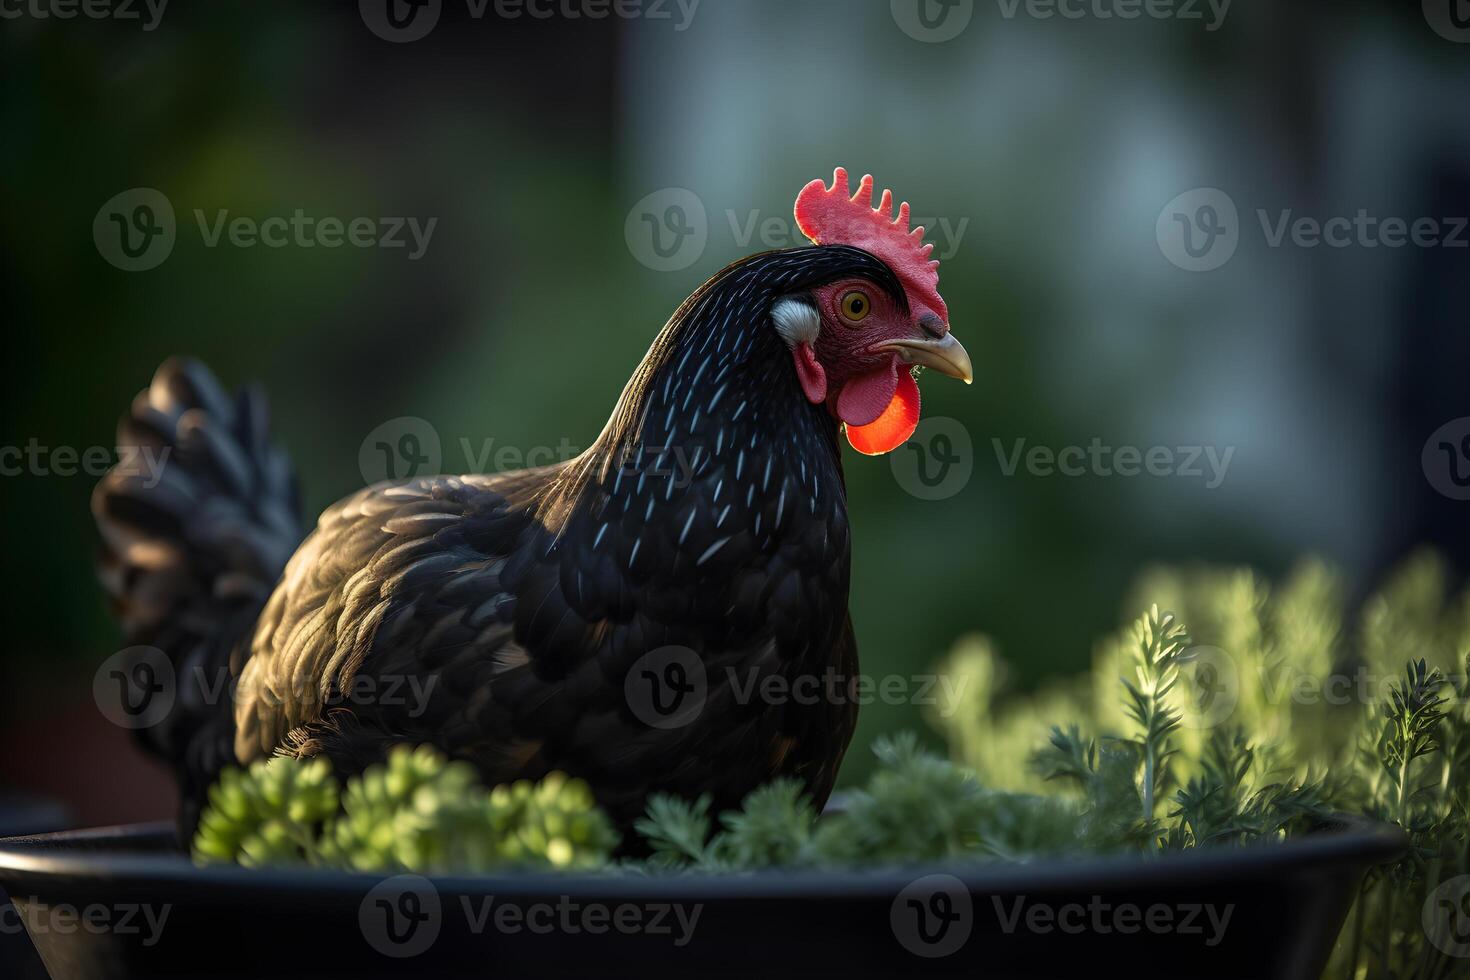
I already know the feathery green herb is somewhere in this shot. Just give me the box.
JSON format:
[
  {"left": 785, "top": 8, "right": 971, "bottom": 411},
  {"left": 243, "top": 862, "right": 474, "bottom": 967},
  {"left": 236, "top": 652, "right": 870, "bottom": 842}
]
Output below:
[{"left": 193, "top": 550, "right": 1470, "bottom": 979}]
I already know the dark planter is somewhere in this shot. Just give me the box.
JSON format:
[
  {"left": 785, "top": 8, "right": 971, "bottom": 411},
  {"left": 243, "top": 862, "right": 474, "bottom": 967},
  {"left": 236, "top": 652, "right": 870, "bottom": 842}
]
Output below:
[
  {"left": 0, "top": 794, "right": 72, "bottom": 980},
  {"left": 0, "top": 816, "right": 1403, "bottom": 979}
]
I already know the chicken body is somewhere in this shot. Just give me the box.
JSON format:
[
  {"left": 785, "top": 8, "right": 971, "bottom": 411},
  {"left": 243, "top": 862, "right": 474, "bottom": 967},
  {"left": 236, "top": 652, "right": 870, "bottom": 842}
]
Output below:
[{"left": 96, "top": 245, "right": 908, "bottom": 829}]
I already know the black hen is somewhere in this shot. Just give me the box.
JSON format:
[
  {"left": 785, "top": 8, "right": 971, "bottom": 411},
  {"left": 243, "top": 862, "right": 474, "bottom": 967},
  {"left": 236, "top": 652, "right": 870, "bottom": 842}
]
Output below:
[{"left": 92, "top": 171, "right": 972, "bottom": 832}]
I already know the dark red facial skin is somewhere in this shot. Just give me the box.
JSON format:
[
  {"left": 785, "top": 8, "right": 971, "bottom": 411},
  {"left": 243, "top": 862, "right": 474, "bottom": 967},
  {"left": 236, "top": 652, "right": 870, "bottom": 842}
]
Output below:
[{"left": 807, "top": 278, "right": 917, "bottom": 397}]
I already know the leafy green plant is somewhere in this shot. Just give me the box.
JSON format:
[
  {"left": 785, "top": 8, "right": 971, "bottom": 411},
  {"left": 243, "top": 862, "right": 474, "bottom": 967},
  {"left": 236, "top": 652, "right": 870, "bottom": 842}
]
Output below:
[
  {"left": 1119, "top": 605, "right": 1188, "bottom": 837},
  {"left": 935, "top": 550, "right": 1470, "bottom": 979},
  {"left": 1337, "top": 657, "right": 1468, "bottom": 980},
  {"left": 194, "top": 745, "right": 618, "bottom": 872},
  {"left": 633, "top": 778, "right": 824, "bottom": 873},
  {"left": 634, "top": 734, "right": 1080, "bottom": 872},
  {"left": 193, "top": 550, "right": 1470, "bottom": 979},
  {"left": 193, "top": 756, "right": 340, "bottom": 868}
]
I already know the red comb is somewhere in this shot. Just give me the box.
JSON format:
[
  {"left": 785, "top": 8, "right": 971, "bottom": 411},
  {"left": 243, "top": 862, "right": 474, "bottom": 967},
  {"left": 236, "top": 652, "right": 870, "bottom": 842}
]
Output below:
[{"left": 794, "top": 167, "right": 947, "bottom": 323}]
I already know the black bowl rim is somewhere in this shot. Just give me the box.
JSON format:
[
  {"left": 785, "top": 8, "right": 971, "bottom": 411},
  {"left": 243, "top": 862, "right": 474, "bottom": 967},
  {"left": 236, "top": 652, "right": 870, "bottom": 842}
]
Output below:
[{"left": 0, "top": 814, "right": 1406, "bottom": 901}]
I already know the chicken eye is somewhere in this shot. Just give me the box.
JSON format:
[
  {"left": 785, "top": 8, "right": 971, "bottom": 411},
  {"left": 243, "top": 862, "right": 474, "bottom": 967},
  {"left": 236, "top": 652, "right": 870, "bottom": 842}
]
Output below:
[{"left": 839, "top": 290, "right": 871, "bottom": 324}]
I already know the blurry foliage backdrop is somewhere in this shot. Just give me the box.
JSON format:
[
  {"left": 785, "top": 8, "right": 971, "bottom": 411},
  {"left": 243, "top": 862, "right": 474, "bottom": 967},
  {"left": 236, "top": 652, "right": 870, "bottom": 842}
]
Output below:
[{"left": 1, "top": 0, "right": 1467, "bottom": 813}]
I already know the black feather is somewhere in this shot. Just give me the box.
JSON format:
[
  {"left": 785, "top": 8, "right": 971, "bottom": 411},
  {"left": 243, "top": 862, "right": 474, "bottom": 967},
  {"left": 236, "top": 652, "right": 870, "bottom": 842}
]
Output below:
[{"left": 97, "top": 246, "right": 890, "bottom": 833}]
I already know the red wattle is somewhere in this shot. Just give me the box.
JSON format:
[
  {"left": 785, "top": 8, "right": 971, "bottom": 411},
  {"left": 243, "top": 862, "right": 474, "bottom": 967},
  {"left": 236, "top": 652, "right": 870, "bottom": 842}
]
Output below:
[
  {"left": 845, "top": 370, "right": 921, "bottom": 456},
  {"left": 835, "top": 359, "right": 900, "bottom": 428}
]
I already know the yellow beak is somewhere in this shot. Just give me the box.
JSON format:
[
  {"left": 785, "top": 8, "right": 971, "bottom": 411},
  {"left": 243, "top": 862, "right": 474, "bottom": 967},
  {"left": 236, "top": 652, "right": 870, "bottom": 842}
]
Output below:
[{"left": 877, "top": 333, "right": 974, "bottom": 385}]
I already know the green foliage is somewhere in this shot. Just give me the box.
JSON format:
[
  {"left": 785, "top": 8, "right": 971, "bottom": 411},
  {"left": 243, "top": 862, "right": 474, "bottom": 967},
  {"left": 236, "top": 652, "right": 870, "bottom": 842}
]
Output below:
[
  {"left": 812, "top": 733, "right": 994, "bottom": 864},
  {"left": 635, "top": 736, "right": 1080, "bottom": 872},
  {"left": 1118, "top": 605, "right": 1188, "bottom": 835},
  {"left": 193, "top": 757, "right": 339, "bottom": 868},
  {"left": 635, "top": 793, "right": 725, "bottom": 870},
  {"left": 926, "top": 634, "right": 1092, "bottom": 794},
  {"left": 488, "top": 772, "right": 622, "bottom": 870},
  {"left": 322, "top": 744, "right": 488, "bottom": 872},
  {"left": 715, "top": 778, "right": 819, "bottom": 868},
  {"left": 1334, "top": 657, "right": 1468, "bottom": 980},
  {"left": 194, "top": 746, "right": 618, "bottom": 873},
  {"left": 1035, "top": 725, "right": 1153, "bottom": 851},
  {"left": 192, "top": 550, "right": 1470, "bottom": 979},
  {"left": 939, "top": 550, "right": 1470, "bottom": 980},
  {"left": 634, "top": 778, "right": 824, "bottom": 872},
  {"left": 1169, "top": 726, "right": 1329, "bottom": 848}
]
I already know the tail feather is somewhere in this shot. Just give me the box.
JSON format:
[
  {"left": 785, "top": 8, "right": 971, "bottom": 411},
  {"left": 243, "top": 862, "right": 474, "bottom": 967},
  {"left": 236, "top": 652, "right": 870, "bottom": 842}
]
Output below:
[{"left": 93, "top": 357, "right": 302, "bottom": 820}]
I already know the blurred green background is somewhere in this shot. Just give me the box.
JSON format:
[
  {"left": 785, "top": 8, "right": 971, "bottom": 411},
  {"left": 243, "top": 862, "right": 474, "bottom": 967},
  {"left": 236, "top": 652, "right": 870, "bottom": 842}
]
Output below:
[{"left": 1, "top": 0, "right": 1466, "bottom": 823}]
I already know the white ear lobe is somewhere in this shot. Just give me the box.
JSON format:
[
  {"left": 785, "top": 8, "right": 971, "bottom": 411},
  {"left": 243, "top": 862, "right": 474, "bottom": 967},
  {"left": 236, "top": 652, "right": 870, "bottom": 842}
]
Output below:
[{"left": 771, "top": 296, "right": 821, "bottom": 349}]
